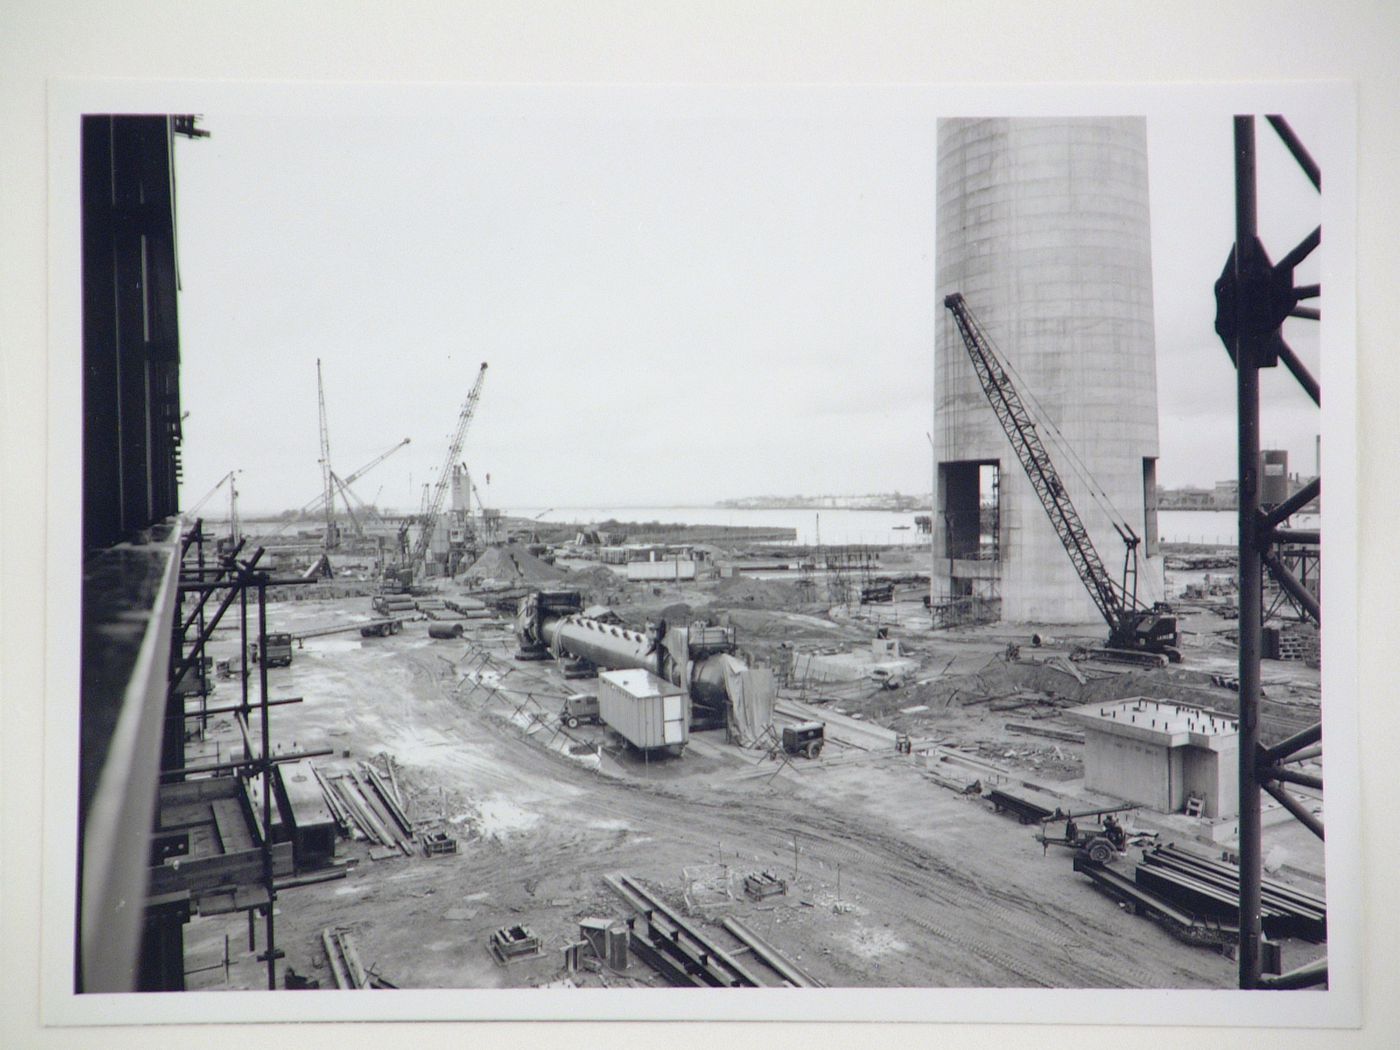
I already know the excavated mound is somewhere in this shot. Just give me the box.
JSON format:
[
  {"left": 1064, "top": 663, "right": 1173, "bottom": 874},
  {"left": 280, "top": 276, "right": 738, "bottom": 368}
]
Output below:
[
  {"left": 564, "top": 565, "right": 627, "bottom": 591},
  {"left": 460, "top": 545, "right": 566, "bottom": 586},
  {"left": 708, "top": 575, "right": 804, "bottom": 609}
]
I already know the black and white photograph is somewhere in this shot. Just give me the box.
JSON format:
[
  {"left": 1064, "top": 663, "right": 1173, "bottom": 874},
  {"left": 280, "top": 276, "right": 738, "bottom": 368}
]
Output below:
[
  {"left": 45, "top": 78, "right": 1358, "bottom": 1025},
  {"left": 4, "top": 6, "right": 1395, "bottom": 1049}
]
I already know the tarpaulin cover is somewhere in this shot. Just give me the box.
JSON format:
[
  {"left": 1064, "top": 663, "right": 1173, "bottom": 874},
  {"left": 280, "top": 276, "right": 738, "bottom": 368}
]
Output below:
[{"left": 720, "top": 655, "right": 775, "bottom": 748}]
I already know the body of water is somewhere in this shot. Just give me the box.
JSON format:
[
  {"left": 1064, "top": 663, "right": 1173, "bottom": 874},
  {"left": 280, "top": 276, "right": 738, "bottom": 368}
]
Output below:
[
  {"left": 1157, "top": 509, "right": 1320, "bottom": 546},
  {"left": 517, "top": 506, "right": 926, "bottom": 548},
  {"left": 516, "top": 506, "right": 1321, "bottom": 549}
]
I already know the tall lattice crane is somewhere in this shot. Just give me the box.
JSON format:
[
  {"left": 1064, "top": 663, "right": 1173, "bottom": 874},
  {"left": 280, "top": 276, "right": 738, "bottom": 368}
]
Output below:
[
  {"left": 410, "top": 362, "right": 488, "bottom": 577},
  {"left": 316, "top": 358, "right": 338, "bottom": 550},
  {"left": 942, "top": 293, "right": 1178, "bottom": 660}
]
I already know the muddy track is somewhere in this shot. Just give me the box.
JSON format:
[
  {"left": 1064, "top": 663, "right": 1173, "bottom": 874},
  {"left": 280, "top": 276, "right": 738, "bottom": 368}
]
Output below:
[{"left": 379, "top": 640, "right": 1228, "bottom": 989}]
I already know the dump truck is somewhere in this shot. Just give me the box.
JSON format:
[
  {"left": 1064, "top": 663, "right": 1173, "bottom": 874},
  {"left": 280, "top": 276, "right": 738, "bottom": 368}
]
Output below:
[{"left": 597, "top": 669, "right": 688, "bottom": 755}]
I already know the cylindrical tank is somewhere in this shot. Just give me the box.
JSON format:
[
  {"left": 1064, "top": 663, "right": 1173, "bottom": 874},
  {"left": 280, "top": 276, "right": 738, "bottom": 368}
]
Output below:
[
  {"left": 934, "top": 117, "right": 1163, "bottom": 623},
  {"left": 1260, "top": 449, "right": 1289, "bottom": 507},
  {"left": 544, "top": 616, "right": 659, "bottom": 674},
  {"left": 540, "top": 613, "right": 732, "bottom": 719}
]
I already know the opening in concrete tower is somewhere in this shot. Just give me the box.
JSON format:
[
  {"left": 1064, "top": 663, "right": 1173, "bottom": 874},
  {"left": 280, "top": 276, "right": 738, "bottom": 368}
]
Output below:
[
  {"left": 933, "top": 459, "right": 1002, "bottom": 624},
  {"left": 1143, "top": 457, "right": 1159, "bottom": 557}
]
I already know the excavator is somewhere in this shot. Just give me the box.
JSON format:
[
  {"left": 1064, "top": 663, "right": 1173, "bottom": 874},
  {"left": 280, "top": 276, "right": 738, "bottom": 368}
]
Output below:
[{"left": 944, "top": 293, "right": 1180, "bottom": 664}]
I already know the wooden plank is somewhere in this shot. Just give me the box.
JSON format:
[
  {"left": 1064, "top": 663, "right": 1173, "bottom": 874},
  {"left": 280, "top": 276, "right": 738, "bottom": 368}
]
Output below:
[
  {"left": 158, "top": 777, "right": 243, "bottom": 807},
  {"left": 354, "top": 771, "right": 412, "bottom": 852},
  {"left": 211, "top": 796, "right": 254, "bottom": 854},
  {"left": 340, "top": 931, "right": 371, "bottom": 988},
  {"left": 363, "top": 766, "right": 412, "bottom": 836},
  {"left": 186, "top": 821, "right": 218, "bottom": 861},
  {"left": 337, "top": 775, "right": 396, "bottom": 847},
  {"left": 148, "top": 841, "right": 293, "bottom": 897},
  {"left": 322, "top": 928, "right": 351, "bottom": 989}
]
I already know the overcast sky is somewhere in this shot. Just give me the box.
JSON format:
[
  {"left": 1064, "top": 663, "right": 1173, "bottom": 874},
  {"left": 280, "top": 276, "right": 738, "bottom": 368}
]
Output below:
[{"left": 168, "top": 86, "right": 1327, "bottom": 516}]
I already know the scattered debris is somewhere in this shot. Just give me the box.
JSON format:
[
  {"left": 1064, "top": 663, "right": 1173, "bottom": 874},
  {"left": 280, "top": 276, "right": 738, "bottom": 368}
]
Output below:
[
  {"left": 743, "top": 871, "right": 789, "bottom": 902},
  {"left": 489, "top": 924, "right": 544, "bottom": 965},
  {"left": 420, "top": 829, "right": 459, "bottom": 856}
]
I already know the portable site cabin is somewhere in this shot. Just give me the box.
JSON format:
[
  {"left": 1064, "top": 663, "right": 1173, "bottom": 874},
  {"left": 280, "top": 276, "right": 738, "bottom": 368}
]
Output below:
[{"left": 597, "top": 668, "right": 689, "bottom": 755}]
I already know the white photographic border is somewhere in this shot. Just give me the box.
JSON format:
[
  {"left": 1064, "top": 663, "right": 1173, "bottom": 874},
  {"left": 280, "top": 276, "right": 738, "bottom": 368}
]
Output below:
[{"left": 38, "top": 77, "right": 1359, "bottom": 1031}]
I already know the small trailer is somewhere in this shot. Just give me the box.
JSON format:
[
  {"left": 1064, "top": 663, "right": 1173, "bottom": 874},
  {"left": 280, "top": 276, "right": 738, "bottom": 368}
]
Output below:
[
  {"left": 598, "top": 669, "right": 688, "bottom": 755},
  {"left": 1037, "top": 804, "right": 1149, "bottom": 864},
  {"left": 359, "top": 618, "right": 404, "bottom": 638},
  {"left": 985, "top": 788, "right": 1058, "bottom": 825}
]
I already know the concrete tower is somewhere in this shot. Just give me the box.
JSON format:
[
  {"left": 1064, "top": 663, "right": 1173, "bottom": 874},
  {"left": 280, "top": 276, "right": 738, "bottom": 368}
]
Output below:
[{"left": 934, "top": 117, "right": 1163, "bottom": 624}]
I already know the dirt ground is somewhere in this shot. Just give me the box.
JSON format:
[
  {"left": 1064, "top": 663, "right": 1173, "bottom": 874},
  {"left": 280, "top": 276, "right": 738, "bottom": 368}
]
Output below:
[{"left": 177, "top": 572, "right": 1324, "bottom": 993}]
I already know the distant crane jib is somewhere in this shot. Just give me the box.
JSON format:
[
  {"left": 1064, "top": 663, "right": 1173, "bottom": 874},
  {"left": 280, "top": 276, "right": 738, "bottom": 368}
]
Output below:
[{"left": 342, "top": 437, "right": 411, "bottom": 488}]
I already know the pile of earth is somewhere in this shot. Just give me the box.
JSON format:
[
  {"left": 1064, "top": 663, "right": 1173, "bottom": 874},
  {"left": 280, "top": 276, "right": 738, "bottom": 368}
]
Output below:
[
  {"left": 708, "top": 575, "right": 805, "bottom": 609},
  {"left": 460, "top": 544, "right": 566, "bottom": 587},
  {"left": 560, "top": 564, "right": 633, "bottom": 602}
]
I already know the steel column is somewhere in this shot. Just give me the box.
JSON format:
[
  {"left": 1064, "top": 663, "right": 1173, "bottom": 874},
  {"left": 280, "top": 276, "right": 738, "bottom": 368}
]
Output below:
[
  {"left": 258, "top": 578, "right": 278, "bottom": 990},
  {"left": 1221, "top": 113, "right": 1324, "bottom": 989},
  {"left": 1232, "top": 114, "right": 1265, "bottom": 989}
]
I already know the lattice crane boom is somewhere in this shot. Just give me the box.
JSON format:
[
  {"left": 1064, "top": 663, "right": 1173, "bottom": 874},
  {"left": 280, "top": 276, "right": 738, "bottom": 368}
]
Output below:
[
  {"left": 464, "top": 466, "right": 487, "bottom": 516},
  {"left": 411, "top": 362, "right": 488, "bottom": 573},
  {"left": 316, "top": 358, "right": 337, "bottom": 549},
  {"left": 187, "top": 469, "right": 237, "bottom": 517},
  {"left": 288, "top": 437, "right": 410, "bottom": 524},
  {"left": 942, "top": 293, "right": 1136, "bottom": 634},
  {"left": 343, "top": 437, "right": 410, "bottom": 488}
]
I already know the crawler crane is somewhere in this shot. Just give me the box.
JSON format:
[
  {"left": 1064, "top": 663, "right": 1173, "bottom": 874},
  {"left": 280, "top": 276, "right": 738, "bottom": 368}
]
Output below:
[{"left": 943, "top": 293, "right": 1180, "bottom": 663}]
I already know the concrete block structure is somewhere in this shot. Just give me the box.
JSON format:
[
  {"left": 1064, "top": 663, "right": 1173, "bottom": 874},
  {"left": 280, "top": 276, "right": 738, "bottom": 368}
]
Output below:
[
  {"left": 1066, "top": 698, "right": 1239, "bottom": 819},
  {"left": 934, "top": 117, "right": 1164, "bottom": 623}
]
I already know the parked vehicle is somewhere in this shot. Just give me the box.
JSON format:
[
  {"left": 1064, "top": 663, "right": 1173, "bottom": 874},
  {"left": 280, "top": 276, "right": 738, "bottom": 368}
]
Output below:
[
  {"left": 781, "top": 721, "right": 825, "bottom": 759},
  {"left": 265, "top": 632, "right": 294, "bottom": 666},
  {"left": 560, "top": 693, "right": 601, "bottom": 729}
]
